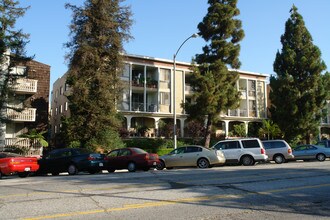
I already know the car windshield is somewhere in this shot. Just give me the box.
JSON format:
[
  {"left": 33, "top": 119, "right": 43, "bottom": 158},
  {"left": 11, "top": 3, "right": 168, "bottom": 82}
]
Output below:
[{"left": 132, "top": 148, "right": 147, "bottom": 154}]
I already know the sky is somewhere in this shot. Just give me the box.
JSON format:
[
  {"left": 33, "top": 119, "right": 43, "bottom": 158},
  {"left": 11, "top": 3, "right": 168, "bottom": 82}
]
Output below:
[{"left": 16, "top": 0, "right": 330, "bottom": 90}]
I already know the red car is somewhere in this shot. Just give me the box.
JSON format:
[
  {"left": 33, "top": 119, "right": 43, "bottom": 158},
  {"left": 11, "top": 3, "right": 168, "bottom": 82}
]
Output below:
[
  {"left": 0, "top": 152, "right": 39, "bottom": 178},
  {"left": 106, "top": 148, "right": 159, "bottom": 172}
]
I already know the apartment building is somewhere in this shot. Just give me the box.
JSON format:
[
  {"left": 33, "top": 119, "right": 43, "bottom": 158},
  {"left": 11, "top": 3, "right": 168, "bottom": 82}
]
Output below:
[
  {"left": 2, "top": 59, "right": 50, "bottom": 155},
  {"left": 50, "top": 54, "right": 268, "bottom": 144}
]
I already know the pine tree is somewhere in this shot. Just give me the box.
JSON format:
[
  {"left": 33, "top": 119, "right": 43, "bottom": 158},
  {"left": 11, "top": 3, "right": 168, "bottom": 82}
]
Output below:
[
  {"left": 185, "top": 0, "right": 244, "bottom": 147},
  {"left": 0, "top": 0, "right": 31, "bottom": 146},
  {"left": 270, "top": 5, "right": 328, "bottom": 144},
  {"left": 64, "top": 0, "right": 132, "bottom": 150}
]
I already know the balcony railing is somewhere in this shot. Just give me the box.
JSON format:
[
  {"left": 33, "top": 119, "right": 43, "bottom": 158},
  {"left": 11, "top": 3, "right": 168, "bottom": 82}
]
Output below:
[
  {"left": 12, "top": 78, "right": 38, "bottom": 94},
  {"left": 7, "top": 108, "right": 36, "bottom": 122},
  {"left": 5, "top": 138, "right": 42, "bottom": 156}
]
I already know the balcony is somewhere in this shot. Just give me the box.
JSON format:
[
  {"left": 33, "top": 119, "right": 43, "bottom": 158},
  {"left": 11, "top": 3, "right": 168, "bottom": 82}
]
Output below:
[
  {"left": 5, "top": 138, "right": 42, "bottom": 156},
  {"left": 7, "top": 108, "right": 36, "bottom": 122},
  {"left": 11, "top": 78, "right": 38, "bottom": 94}
]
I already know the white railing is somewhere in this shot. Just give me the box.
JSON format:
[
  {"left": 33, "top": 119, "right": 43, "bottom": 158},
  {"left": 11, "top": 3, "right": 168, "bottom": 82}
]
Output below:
[
  {"left": 12, "top": 78, "right": 38, "bottom": 94},
  {"left": 7, "top": 108, "right": 36, "bottom": 122},
  {"left": 5, "top": 138, "right": 42, "bottom": 156}
]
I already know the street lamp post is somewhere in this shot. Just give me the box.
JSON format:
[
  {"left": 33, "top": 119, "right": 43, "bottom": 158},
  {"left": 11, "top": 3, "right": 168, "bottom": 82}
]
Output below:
[{"left": 173, "top": 33, "right": 199, "bottom": 149}]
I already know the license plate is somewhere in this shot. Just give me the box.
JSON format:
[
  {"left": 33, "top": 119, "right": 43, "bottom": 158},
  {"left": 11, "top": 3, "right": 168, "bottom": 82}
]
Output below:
[
  {"left": 24, "top": 167, "right": 31, "bottom": 171},
  {"left": 153, "top": 162, "right": 157, "bottom": 165},
  {"left": 99, "top": 163, "right": 103, "bottom": 167}
]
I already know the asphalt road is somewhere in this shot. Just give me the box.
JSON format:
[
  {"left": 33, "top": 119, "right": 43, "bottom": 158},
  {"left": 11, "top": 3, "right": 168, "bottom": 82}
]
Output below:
[{"left": 1, "top": 160, "right": 330, "bottom": 220}]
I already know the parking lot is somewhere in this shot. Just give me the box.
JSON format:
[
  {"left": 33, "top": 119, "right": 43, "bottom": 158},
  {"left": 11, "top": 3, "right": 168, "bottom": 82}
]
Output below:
[{"left": 1, "top": 160, "right": 330, "bottom": 220}]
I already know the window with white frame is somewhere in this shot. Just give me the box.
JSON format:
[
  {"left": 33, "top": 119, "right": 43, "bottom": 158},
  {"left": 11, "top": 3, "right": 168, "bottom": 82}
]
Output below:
[
  {"left": 160, "top": 92, "right": 170, "bottom": 105},
  {"left": 159, "top": 68, "right": 170, "bottom": 82}
]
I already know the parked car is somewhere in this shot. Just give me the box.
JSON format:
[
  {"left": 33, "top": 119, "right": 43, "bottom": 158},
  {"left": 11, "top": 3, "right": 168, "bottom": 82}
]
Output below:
[
  {"left": 106, "top": 148, "right": 159, "bottom": 172},
  {"left": 212, "top": 138, "right": 268, "bottom": 166},
  {"left": 262, "top": 140, "right": 294, "bottom": 164},
  {"left": 292, "top": 144, "right": 330, "bottom": 161},
  {"left": 156, "top": 145, "right": 226, "bottom": 170},
  {"left": 0, "top": 152, "right": 39, "bottom": 178},
  {"left": 37, "top": 148, "right": 107, "bottom": 175}
]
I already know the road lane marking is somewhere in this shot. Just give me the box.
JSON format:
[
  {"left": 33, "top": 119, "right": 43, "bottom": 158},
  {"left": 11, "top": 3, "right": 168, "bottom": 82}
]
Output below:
[{"left": 22, "top": 183, "right": 330, "bottom": 220}]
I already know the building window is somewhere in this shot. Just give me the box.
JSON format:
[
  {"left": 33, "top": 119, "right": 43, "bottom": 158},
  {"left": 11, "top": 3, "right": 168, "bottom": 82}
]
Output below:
[
  {"left": 160, "top": 92, "right": 170, "bottom": 105},
  {"left": 59, "top": 105, "right": 63, "bottom": 114},
  {"left": 159, "top": 68, "right": 170, "bottom": 82},
  {"left": 60, "top": 86, "right": 63, "bottom": 95},
  {"left": 54, "top": 125, "right": 57, "bottom": 134},
  {"left": 65, "top": 102, "right": 68, "bottom": 111},
  {"left": 55, "top": 107, "right": 58, "bottom": 115}
]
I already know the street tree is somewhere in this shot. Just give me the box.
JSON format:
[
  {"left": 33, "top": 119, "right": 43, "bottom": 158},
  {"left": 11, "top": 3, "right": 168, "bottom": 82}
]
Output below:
[
  {"left": 270, "top": 5, "right": 329, "bottom": 144},
  {"left": 0, "top": 0, "right": 31, "bottom": 147},
  {"left": 64, "top": 0, "right": 132, "bottom": 149},
  {"left": 185, "top": 0, "right": 244, "bottom": 147}
]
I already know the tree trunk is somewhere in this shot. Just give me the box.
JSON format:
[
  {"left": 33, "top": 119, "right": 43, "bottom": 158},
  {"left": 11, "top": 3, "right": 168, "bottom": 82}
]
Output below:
[{"left": 204, "top": 114, "right": 212, "bottom": 148}]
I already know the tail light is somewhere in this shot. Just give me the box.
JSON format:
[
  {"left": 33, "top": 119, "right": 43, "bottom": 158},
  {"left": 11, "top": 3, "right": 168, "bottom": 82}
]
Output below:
[
  {"left": 288, "top": 148, "right": 292, "bottom": 154},
  {"left": 88, "top": 156, "right": 96, "bottom": 161},
  {"left": 145, "top": 154, "right": 149, "bottom": 160},
  {"left": 261, "top": 148, "right": 265, "bottom": 154}
]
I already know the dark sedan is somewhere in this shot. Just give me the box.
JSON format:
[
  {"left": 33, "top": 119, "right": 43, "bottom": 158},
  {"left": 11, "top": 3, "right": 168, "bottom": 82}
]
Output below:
[
  {"left": 293, "top": 144, "right": 330, "bottom": 161},
  {"left": 37, "top": 148, "right": 107, "bottom": 175},
  {"left": 106, "top": 148, "right": 159, "bottom": 172}
]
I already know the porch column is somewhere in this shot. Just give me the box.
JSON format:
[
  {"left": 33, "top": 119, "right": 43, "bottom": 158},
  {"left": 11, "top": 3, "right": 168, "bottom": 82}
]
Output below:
[
  {"left": 125, "top": 115, "right": 133, "bottom": 130},
  {"left": 224, "top": 120, "right": 230, "bottom": 138},
  {"left": 154, "top": 117, "right": 160, "bottom": 137},
  {"left": 179, "top": 118, "right": 185, "bottom": 138},
  {"left": 244, "top": 121, "right": 249, "bottom": 137}
]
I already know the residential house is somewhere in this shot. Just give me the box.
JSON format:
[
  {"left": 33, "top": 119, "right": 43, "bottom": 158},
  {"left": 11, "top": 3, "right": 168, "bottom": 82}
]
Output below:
[{"left": 1, "top": 58, "right": 50, "bottom": 155}]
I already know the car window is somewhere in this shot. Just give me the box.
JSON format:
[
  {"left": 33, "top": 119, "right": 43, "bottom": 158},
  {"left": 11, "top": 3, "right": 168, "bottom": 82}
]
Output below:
[
  {"left": 119, "top": 149, "right": 131, "bottom": 156},
  {"left": 132, "top": 148, "right": 147, "bottom": 154},
  {"left": 185, "top": 146, "right": 202, "bottom": 153},
  {"left": 213, "top": 141, "right": 240, "bottom": 150},
  {"left": 75, "top": 148, "right": 92, "bottom": 155},
  {"left": 48, "top": 149, "right": 71, "bottom": 159},
  {"left": 242, "top": 140, "right": 260, "bottom": 149},
  {"left": 262, "top": 142, "right": 272, "bottom": 149},
  {"left": 307, "top": 145, "right": 317, "bottom": 150},
  {"left": 170, "top": 147, "right": 185, "bottom": 154},
  {"left": 295, "top": 145, "right": 307, "bottom": 151},
  {"left": 108, "top": 150, "right": 119, "bottom": 157}
]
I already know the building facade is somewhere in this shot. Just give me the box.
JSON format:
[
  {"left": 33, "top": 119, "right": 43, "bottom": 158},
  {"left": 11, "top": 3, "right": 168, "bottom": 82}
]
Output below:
[
  {"left": 2, "top": 59, "right": 50, "bottom": 155},
  {"left": 50, "top": 54, "right": 268, "bottom": 145}
]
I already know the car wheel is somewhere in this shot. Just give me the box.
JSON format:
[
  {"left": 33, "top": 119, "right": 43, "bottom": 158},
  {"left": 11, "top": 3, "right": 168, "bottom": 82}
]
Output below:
[
  {"left": 316, "top": 153, "right": 326, "bottom": 162},
  {"left": 68, "top": 164, "right": 78, "bottom": 175},
  {"left": 18, "top": 172, "right": 29, "bottom": 178},
  {"left": 274, "top": 155, "right": 285, "bottom": 164},
  {"left": 107, "top": 168, "right": 115, "bottom": 173},
  {"left": 197, "top": 158, "right": 210, "bottom": 169},
  {"left": 156, "top": 161, "right": 165, "bottom": 170},
  {"left": 127, "top": 162, "right": 136, "bottom": 172},
  {"left": 241, "top": 155, "right": 254, "bottom": 166}
]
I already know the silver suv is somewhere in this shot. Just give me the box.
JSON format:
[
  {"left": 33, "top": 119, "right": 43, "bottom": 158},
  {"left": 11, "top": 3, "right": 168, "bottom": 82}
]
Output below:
[
  {"left": 212, "top": 138, "right": 268, "bottom": 166},
  {"left": 261, "top": 140, "right": 294, "bottom": 164}
]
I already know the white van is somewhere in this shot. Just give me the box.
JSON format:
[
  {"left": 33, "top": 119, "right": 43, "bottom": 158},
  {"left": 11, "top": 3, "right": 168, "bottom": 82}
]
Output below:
[{"left": 212, "top": 138, "right": 268, "bottom": 166}]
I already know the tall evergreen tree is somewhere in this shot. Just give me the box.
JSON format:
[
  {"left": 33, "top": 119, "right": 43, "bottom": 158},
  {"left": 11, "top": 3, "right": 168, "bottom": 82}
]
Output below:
[
  {"left": 64, "top": 0, "right": 132, "bottom": 149},
  {"left": 0, "top": 0, "right": 30, "bottom": 147},
  {"left": 185, "top": 0, "right": 244, "bottom": 147},
  {"left": 270, "top": 5, "right": 328, "bottom": 144}
]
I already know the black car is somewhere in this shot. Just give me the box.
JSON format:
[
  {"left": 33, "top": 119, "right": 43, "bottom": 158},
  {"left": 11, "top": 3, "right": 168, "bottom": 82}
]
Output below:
[{"left": 37, "top": 148, "right": 107, "bottom": 175}]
